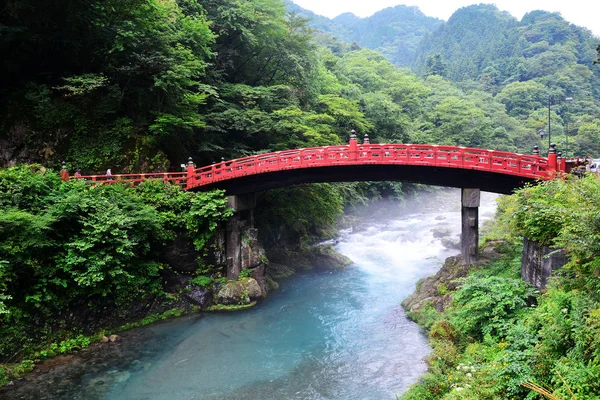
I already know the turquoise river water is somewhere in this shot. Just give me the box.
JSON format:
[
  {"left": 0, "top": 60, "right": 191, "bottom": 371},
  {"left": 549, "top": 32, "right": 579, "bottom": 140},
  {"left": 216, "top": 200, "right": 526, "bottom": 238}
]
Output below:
[{"left": 3, "top": 190, "right": 497, "bottom": 400}]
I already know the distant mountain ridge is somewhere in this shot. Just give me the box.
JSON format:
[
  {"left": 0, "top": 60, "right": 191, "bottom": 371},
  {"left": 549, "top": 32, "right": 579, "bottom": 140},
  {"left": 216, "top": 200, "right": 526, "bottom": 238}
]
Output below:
[
  {"left": 286, "top": 2, "right": 443, "bottom": 66},
  {"left": 286, "top": 1, "right": 599, "bottom": 89}
]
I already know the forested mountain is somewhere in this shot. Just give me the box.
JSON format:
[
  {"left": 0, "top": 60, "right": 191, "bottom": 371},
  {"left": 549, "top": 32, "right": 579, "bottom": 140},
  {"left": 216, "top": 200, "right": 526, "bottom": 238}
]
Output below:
[
  {"left": 286, "top": 2, "right": 443, "bottom": 66},
  {"left": 287, "top": 2, "right": 600, "bottom": 158},
  {"left": 1, "top": 0, "right": 600, "bottom": 172}
]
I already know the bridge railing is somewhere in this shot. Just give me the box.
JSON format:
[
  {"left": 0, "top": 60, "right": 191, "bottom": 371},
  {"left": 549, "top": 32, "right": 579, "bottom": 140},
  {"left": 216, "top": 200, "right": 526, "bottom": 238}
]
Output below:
[
  {"left": 188, "top": 144, "right": 551, "bottom": 189},
  {"left": 68, "top": 172, "right": 188, "bottom": 187},
  {"left": 65, "top": 144, "right": 552, "bottom": 190}
]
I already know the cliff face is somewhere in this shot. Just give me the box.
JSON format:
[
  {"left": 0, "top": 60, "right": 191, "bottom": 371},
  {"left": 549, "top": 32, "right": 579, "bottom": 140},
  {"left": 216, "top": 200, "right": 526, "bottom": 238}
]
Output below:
[{"left": 520, "top": 238, "right": 567, "bottom": 289}]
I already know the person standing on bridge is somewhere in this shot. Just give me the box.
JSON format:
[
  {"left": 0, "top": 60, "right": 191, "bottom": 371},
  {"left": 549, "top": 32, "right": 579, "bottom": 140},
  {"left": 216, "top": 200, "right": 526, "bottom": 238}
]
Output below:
[
  {"left": 106, "top": 168, "right": 112, "bottom": 181},
  {"left": 74, "top": 169, "right": 82, "bottom": 179}
]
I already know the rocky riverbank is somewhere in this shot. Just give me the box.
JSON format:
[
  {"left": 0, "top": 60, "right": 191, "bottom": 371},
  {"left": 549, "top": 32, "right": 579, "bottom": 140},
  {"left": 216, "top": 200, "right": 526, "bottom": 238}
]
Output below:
[{"left": 401, "top": 239, "right": 510, "bottom": 329}]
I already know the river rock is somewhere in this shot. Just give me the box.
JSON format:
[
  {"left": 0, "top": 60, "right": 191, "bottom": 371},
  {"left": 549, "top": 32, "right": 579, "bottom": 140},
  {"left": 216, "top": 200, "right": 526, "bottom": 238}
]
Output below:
[
  {"left": 432, "top": 225, "right": 452, "bottom": 238},
  {"left": 184, "top": 286, "right": 214, "bottom": 309},
  {"left": 108, "top": 335, "right": 120, "bottom": 342},
  {"left": 440, "top": 236, "right": 461, "bottom": 250},
  {"left": 100, "top": 336, "right": 109, "bottom": 343},
  {"left": 402, "top": 256, "right": 468, "bottom": 315},
  {"left": 216, "top": 278, "right": 263, "bottom": 305},
  {"left": 308, "top": 245, "right": 353, "bottom": 270},
  {"left": 266, "top": 262, "right": 296, "bottom": 280}
]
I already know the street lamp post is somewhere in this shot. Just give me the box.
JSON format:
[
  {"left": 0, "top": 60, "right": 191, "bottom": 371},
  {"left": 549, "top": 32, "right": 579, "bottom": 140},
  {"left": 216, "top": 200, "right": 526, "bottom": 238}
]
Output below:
[
  {"left": 543, "top": 96, "right": 573, "bottom": 156},
  {"left": 564, "top": 97, "right": 573, "bottom": 158},
  {"left": 547, "top": 95, "right": 552, "bottom": 151}
]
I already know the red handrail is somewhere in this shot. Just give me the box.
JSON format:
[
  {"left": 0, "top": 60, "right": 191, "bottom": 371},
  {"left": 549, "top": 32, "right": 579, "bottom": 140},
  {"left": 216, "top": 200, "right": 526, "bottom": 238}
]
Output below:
[{"left": 66, "top": 144, "right": 552, "bottom": 190}]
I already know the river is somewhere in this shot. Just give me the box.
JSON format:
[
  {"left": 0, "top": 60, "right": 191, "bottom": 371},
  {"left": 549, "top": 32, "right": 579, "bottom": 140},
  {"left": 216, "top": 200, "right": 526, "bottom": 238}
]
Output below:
[{"left": 3, "top": 189, "right": 498, "bottom": 400}]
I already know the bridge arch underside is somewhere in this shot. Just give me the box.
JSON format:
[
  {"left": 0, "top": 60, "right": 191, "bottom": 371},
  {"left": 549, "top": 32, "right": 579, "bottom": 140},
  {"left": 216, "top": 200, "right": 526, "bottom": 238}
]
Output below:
[{"left": 197, "top": 165, "right": 539, "bottom": 195}]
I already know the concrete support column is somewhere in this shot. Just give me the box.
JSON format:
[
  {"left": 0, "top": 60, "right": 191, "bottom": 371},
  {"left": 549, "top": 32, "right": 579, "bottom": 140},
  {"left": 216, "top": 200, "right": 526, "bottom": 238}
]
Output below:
[{"left": 461, "top": 188, "right": 480, "bottom": 265}]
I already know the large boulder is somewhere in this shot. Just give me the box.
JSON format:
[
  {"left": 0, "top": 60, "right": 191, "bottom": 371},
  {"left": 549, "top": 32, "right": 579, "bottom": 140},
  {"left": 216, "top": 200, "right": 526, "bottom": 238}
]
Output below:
[
  {"left": 441, "top": 235, "right": 461, "bottom": 250},
  {"left": 266, "top": 245, "right": 352, "bottom": 273},
  {"left": 184, "top": 286, "right": 214, "bottom": 309},
  {"left": 216, "top": 278, "right": 263, "bottom": 305},
  {"left": 308, "top": 245, "right": 353, "bottom": 270},
  {"left": 432, "top": 225, "right": 452, "bottom": 238}
]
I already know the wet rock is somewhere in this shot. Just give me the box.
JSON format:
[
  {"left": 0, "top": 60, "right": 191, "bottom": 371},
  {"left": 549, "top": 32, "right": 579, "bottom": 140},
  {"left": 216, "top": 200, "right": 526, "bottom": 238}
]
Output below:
[
  {"left": 184, "top": 286, "right": 214, "bottom": 309},
  {"left": 216, "top": 278, "right": 263, "bottom": 305},
  {"left": 100, "top": 336, "right": 109, "bottom": 343},
  {"left": 241, "top": 228, "right": 267, "bottom": 270},
  {"left": 432, "top": 225, "right": 452, "bottom": 238},
  {"left": 160, "top": 236, "right": 199, "bottom": 273},
  {"left": 440, "top": 236, "right": 461, "bottom": 250},
  {"left": 308, "top": 245, "right": 353, "bottom": 270},
  {"left": 266, "top": 262, "right": 296, "bottom": 280},
  {"left": 112, "top": 371, "right": 130, "bottom": 383},
  {"left": 267, "top": 245, "right": 352, "bottom": 273},
  {"left": 402, "top": 256, "right": 468, "bottom": 315},
  {"left": 251, "top": 265, "right": 267, "bottom": 296},
  {"left": 108, "top": 335, "right": 120, "bottom": 342}
]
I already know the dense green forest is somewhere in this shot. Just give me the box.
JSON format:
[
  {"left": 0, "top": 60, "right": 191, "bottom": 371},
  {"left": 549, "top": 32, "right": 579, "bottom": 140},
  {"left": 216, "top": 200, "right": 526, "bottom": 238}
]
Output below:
[
  {"left": 402, "top": 176, "right": 600, "bottom": 399},
  {"left": 3, "top": 0, "right": 600, "bottom": 175}
]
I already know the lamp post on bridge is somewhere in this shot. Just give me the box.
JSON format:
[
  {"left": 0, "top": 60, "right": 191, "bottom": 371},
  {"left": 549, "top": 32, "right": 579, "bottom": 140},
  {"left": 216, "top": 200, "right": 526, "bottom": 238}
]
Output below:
[{"left": 540, "top": 96, "right": 573, "bottom": 156}]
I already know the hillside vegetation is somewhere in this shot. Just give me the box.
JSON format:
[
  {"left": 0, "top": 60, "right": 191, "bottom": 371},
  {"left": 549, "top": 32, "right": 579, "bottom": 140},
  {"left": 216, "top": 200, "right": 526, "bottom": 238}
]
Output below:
[
  {"left": 402, "top": 176, "right": 600, "bottom": 399},
  {"left": 292, "top": 2, "right": 600, "bottom": 157}
]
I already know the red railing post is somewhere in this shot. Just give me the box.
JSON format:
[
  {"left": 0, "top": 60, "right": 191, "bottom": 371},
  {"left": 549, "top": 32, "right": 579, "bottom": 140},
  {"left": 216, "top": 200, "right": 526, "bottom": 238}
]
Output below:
[
  {"left": 547, "top": 143, "right": 558, "bottom": 174},
  {"left": 349, "top": 130, "right": 358, "bottom": 161},
  {"left": 60, "top": 161, "right": 70, "bottom": 182},
  {"left": 186, "top": 157, "right": 196, "bottom": 189}
]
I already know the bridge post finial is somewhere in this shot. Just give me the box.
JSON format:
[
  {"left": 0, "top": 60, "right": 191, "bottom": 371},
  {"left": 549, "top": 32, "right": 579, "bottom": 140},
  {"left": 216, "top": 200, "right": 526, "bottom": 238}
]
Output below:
[
  {"left": 186, "top": 157, "right": 196, "bottom": 189},
  {"left": 363, "top": 133, "right": 370, "bottom": 144},
  {"left": 60, "top": 161, "right": 70, "bottom": 182},
  {"left": 532, "top": 146, "right": 540, "bottom": 156},
  {"left": 349, "top": 129, "right": 358, "bottom": 161},
  {"left": 557, "top": 151, "right": 566, "bottom": 172}
]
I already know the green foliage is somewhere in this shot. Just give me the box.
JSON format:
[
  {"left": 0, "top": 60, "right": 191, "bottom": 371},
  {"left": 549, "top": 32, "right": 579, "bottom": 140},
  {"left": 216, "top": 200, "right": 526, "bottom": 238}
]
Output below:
[
  {"left": 206, "top": 302, "right": 257, "bottom": 312},
  {"left": 404, "top": 176, "right": 600, "bottom": 399},
  {"left": 37, "top": 335, "right": 92, "bottom": 359},
  {"left": 452, "top": 275, "right": 534, "bottom": 340},
  {"left": 0, "top": 166, "right": 231, "bottom": 361},
  {"left": 239, "top": 268, "right": 254, "bottom": 279},
  {"left": 189, "top": 275, "right": 213, "bottom": 289},
  {"left": 117, "top": 309, "right": 185, "bottom": 332}
]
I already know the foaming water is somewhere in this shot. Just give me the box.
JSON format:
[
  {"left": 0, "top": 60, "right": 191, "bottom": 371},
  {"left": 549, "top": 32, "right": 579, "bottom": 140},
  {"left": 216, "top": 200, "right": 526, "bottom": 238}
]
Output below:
[{"left": 3, "top": 189, "right": 498, "bottom": 400}]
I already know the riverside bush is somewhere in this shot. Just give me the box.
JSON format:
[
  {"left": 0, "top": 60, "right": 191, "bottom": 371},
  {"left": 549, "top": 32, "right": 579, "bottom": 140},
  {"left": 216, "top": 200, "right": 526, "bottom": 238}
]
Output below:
[
  {"left": 403, "top": 176, "right": 600, "bottom": 399},
  {"left": 0, "top": 166, "right": 231, "bottom": 362}
]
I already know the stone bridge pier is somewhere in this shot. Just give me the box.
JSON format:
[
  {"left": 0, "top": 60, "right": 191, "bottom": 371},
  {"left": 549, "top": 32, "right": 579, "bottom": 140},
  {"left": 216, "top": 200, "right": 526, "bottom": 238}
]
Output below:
[
  {"left": 225, "top": 193, "right": 257, "bottom": 280},
  {"left": 461, "top": 188, "right": 480, "bottom": 265}
]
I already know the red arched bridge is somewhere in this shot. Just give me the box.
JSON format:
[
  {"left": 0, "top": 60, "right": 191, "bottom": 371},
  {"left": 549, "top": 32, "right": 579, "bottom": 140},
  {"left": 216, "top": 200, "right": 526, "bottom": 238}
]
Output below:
[
  {"left": 62, "top": 137, "right": 569, "bottom": 195},
  {"left": 60, "top": 137, "right": 577, "bottom": 270}
]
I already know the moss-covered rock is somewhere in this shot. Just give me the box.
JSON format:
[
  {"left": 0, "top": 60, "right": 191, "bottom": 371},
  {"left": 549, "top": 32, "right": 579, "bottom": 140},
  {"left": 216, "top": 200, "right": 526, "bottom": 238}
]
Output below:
[
  {"left": 307, "top": 245, "right": 352, "bottom": 270},
  {"left": 216, "top": 278, "right": 263, "bottom": 305}
]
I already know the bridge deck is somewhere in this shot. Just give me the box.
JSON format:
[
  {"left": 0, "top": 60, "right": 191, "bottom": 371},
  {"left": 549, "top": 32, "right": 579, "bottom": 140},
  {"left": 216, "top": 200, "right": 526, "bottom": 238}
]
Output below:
[{"left": 64, "top": 143, "right": 559, "bottom": 195}]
